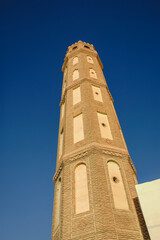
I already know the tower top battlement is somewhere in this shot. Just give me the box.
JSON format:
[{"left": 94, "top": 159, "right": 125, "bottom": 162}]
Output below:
[
  {"left": 67, "top": 40, "right": 95, "bottom": 53},
  {"left": 62, "top": 41, "right": 103, "bottom": 72}
]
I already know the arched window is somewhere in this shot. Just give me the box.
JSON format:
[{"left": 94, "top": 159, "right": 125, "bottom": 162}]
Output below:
[
  {"left": 87, "top": 56, "right": 94, "bottom": 64},
  {"left": 89, "top": 68, "right": 97, "bottom": 79},
  {"left": 73, "top": 57, "right": 78, "bottom": 65},
  {"left": 107, "top": 161, "right": 129, "bottom": 210},
  {"left": 75, "top": 164, "right": 89, "bottom": 214},
  {"left": 53, "top": 177, "right": 61, "bottom": 229},
  {"left": 73, "top": 69, "right": 79, "bottom": 81}
]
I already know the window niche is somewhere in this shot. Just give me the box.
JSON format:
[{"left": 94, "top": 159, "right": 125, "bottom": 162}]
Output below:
[
  {"left": 61, "top": 101, "right": 65, "bottom": 119},
  {"left": 75, "top": 163, "right": 89, "bottom": 214},
  {"left": 73, "top": 86, "right": 81, "bottom": 105},
  {"left": 107, "top": 161, "right": 129, "bottom": 210},
  {"left": 53, "top": 176, "right": 62, "bottom": 229},
  {"left": 73, "top": 114, "right": 84, "bottom": 143},
  {"left": 92, "top": 85, "right": 103, "bottom": 102},
  {"left": 73, "top": 57, "right": 78, "bottom": 65},
  {"left": 59, "top": 128, "right": 64, "bottom": 158},
  {"left": 62, "top": 79, "right": 66, "bottom": 95},
  {"left": 97, "top": 112, "right": 113, "bottom": 140},
  {"left": 89, "top": 68, "right": 97, "bottom": 79},
  {"left": 87, "top": 56, "right": 94, "bottom": 64},
  {"left": 73, "top": 69, "right": 79, "bottom": 81}
]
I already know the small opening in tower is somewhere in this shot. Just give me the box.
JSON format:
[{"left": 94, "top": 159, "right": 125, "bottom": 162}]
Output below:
[
  {"left": 113, "top": 177, "right": 119, "bottom": 183},
  {"left": 84, "top": 45, "right": 90, "bottom": 49},
  {"left": 101, "top": 123, "right": 106, "bottom": 127},
  {"left": 61, "top": 128, "right": 64, "bottom": 134},
  {"left": 95, "top": 92, "right": 99, "bottom": 95},
  {"left": 73, "top": 46, "right": 77, "bottom": 50},
  {"left": 59, "top": 177, "right": 61, "bottom": 182}
]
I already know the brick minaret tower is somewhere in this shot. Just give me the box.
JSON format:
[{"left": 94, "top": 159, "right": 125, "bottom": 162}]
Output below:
[{"left": 51, "top": 41, "right": 150, "bottom": 240}]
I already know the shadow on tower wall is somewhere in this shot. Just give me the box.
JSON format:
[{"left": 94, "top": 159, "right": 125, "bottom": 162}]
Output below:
[{"left": 133, "top": 197, "right": 151, "bottom": 240}]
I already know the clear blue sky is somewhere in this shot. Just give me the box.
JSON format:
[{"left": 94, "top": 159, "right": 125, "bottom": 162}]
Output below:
[{"left": 1, "top": 0, "right": 160, "bottom": 239}]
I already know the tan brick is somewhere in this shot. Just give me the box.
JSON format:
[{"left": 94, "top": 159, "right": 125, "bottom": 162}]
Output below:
[{"left": 51, "top": 41, "right": 150, "bottom": 240}]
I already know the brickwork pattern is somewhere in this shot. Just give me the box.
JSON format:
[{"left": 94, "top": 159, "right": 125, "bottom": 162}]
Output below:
[{"left": 51, "top": 41, "right": 150, "bottom": 240}]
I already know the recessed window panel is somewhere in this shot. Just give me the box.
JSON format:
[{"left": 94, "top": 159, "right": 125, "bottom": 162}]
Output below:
[
  {"left": 92, "top": 85, "right": 103, "bottom": 102},
  {"left": 73, "top": 57, "right": 78, "bottom": 65},
  {"left": 59, "top": 130, "right": 63, "bottom": 158},
  {"left": 89, "top": 68, "right": 97, "bottom": 79},
  {"left": 53, "top": 178, "right": 61, "bottom": 228},
  {"left": 108, "top": 161, "right": 129, "bottom": 210},
  {"left": 73, "top": 70, "right": 79, "bottom": 81},
  {"left": 73, "top": 114, "right": 84, "bottom": 143},
  {"left": 73, "top": 86, "right": 81, "bottom": 105},
  {"left": 61, "top": 102, "right": 65, "bottom": 119},
  {"left": 75, "top": 164, "right": 89, "bottom": 214},
  {"left": 87, "top": 56, "right": 94, "bottom": 64},
  {"left": 97, "top": 112, "right": 113, "bottom": 140}
]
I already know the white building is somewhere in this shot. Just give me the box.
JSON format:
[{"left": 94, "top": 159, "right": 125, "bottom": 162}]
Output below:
[{"left": 136, "top": 179, "right": 160, "bottom": 240}]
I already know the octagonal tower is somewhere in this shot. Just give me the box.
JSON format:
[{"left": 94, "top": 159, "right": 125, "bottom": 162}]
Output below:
[{"left": 51, "top": 41, "right": 150, "bottom": 240}]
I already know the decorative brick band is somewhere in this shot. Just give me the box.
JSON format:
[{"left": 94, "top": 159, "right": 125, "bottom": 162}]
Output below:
[
  {"left": 53, "top": 162, "right": 64, "bottom": 183},
  {"left": 60, "top": 78, "right": 113, "bottom": 106},
  {"left": 69, "top": 151, "right": 88, "bottom": 162},
  {"left": 103, "top": 150, "right": 122, "bottom": 157}
]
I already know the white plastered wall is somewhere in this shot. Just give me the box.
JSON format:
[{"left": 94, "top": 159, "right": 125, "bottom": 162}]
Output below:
[
  {"left": 108, "top": 161, "right": 129, "bottom": 210},
  {"left": 97, "top": 112, "right": 113, "bottom": 140},
  {"left": 92, "top": 85, "right": 103, "bottom": 102},
  {"left": 136, "top": 179, "right": 160, "bottom": 240},
  {"left": 75, "top": 164, "right": 89, "bottom": 214},
  {"left": 73, "top": 86, "right": 81, "bottom": 105},
  {"left": 73, "top": 114, "right": 84, "bottom": 143}
]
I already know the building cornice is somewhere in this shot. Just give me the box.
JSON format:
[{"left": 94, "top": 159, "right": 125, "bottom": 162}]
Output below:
[
  {"left": 60, "top": 142, "right": 128, "bottom": 165},
  {"left": 69, "top": 151, "right": 88, "bottom": 162},
  {"left": 103, "top": 150, "right": 122, "bottom": 157},
  {"left": 54, "top": 142, "right": 137, "bottom": 175}
]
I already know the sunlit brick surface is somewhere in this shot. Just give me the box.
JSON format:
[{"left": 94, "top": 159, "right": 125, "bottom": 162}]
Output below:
[{"left": 51, "top": 41, "right": 150, "bottom": 240}]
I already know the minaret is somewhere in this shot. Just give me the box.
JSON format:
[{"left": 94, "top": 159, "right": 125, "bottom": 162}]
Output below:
[{"left": 51, "top": 41, "right": 150, "bottom": 240}]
